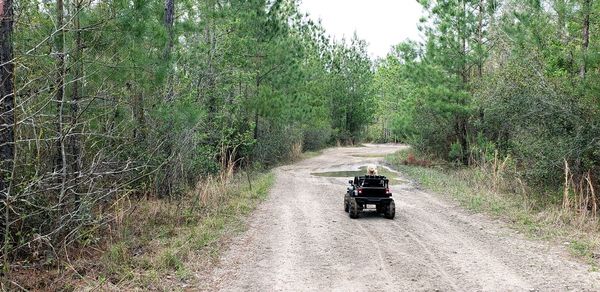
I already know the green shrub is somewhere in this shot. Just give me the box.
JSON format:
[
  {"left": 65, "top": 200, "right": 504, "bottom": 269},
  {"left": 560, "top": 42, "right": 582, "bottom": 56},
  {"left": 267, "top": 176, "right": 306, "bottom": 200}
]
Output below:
[
  {"left": 302, "top": 126, "right": 332, "bottom": 151},
  {"left": 252, "top": 120, "right": 303, "bottom": 166},
  {"left": 448, "top": 141, "right": 464, "bottom": 164}
]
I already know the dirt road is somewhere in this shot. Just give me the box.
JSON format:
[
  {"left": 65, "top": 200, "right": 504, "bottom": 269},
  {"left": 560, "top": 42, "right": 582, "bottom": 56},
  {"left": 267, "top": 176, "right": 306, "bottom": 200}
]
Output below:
[{"left": 208, "top": 144, "right": 600, "bottom": 291}]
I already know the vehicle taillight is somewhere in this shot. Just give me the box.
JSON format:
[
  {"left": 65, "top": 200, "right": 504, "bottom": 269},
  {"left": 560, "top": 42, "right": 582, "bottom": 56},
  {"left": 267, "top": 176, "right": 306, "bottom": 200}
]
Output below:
[
  {"left": 357, "top": 188, "right": 362, "bottom": 194},
  {"left": 386, "top": 188, "right": 389, "bottom": 193}
]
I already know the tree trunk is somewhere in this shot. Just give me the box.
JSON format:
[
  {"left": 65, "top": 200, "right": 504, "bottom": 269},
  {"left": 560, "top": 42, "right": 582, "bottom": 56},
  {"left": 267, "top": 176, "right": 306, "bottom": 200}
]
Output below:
[
  {"left": 254, "top": 110, "right": 259, "bottom": 140},
  {"left": 0, "top": 0, "right": 14, "bottom": 198},
  {"left": 164, "top": 0, "right": 175, "bottom": 60},
  {"left": 556, "top": 0, "right": 568, "bottom": 43},
  {"left": 254, "top": 75, "right": 260, "bottom": 141},
  {"left": 55, "top": 0, "right": 67, "bottom": 194},
  {"left": 163, "top": 0, "right": 175, "bottom": 101},
  {"left": 1, "top": 0, "right": 14, "bottom": 271},
  {"left": 206, "top": 18, "right": 217, "bottom": 130},
  {"left": 128, "top": 83, "right": 146, "bottom": 142},
  {"left": 580, "top": 0, "right": 591, "bottom": 79},
  {"left": 159, "top": 0, "right": 176, "bottom": 198},
  {"left": 71, "top": 0, "right": 82, "bottom": 182},
  {"left": 461, "top": 0, "right": 468, "bottom": 85},
  {"left": 456, "top": 117, "right": 469, "bottom": 165},
  {"left": 477, "top": 0, "right": 484, "bottom": 78}
]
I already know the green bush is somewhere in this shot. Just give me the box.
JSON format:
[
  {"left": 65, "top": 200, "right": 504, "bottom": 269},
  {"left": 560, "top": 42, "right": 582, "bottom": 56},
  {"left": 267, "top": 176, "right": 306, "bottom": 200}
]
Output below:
[
  {"left": 302, "top": 125, "right": 332, "bottom": 151},
  {"left": 252, "top": 120, "right": 303, "bottom": 166},
  {"left": 475, "top": 58, "right": 592, "bottom": 187},
  {"left": 448, "top": 141, "right": 464, "bottom": 164}
]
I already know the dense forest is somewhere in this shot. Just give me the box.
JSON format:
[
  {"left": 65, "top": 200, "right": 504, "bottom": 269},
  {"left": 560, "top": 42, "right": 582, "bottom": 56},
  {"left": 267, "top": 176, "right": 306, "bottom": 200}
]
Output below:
[
  {"left": 0, "top": 0, "right": 373, "bottom": 270},
  {"left": 0, "top": 0, "right": 599, "bottom": 284},
  {"left": 372, "top": 0, "right": 599, "bottom": 215}
]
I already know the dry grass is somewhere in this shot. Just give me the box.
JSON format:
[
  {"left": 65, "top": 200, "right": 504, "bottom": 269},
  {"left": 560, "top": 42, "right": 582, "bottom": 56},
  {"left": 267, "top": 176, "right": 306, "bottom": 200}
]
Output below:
[
  {"left": 386, "top": 148, "right": 600, "bottom": 267},
  {"left": 3, "top": 171, "right": 275, "bottom": 291},
  {"left": 3, "top": 141, "right": 318, "bottom": 290},
  {"left": 88, "top": 171, "right": 275, "bottom": 290}
]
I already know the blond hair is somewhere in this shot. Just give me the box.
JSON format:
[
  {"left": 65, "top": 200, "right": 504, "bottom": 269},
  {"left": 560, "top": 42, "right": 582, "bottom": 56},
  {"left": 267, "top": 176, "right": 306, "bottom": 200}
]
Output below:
[{"left": 367, "top": 164, "right": 378, "bottom": 175}]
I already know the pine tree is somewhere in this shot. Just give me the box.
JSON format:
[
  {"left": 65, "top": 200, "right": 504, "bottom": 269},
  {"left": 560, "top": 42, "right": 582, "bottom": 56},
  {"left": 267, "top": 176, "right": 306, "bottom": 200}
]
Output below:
[{"left": 0, "top": 0, "right": 14, "bottom": 270}]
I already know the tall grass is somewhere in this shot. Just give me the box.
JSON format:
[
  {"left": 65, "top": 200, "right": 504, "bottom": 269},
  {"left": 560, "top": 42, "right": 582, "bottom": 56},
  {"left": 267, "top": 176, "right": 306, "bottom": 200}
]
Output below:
[
  {"left": 386, "top": 148, "right": 600, "bottom": 265},
  {"left": 5, "top": 170, "right": 275, "bottom": 290},
  {"left": 95, "top": 170, "right": 275, "bottom": 289}
]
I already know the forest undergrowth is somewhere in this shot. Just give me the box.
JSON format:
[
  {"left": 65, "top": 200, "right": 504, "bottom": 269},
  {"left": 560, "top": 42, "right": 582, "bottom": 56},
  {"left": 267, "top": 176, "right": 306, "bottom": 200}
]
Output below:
[{"left": 6, "top": 167, "right": 274, "bottom": 291}]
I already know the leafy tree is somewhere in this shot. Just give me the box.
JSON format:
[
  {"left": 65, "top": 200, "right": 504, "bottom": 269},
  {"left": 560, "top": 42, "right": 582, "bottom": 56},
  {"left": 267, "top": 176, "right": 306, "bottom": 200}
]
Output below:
[
  {"left": 376, "top": 0, "right": 600, "bottom": 202},
  {"left": 1, "top": 0, "right": 377, "bottom": 267}
]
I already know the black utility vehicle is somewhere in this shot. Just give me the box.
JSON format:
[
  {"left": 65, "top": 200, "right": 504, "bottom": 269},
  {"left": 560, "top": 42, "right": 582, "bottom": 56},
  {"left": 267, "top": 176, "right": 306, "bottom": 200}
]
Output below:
[{"left": 344, "top": 175, "right": 395, "bottom": 219}]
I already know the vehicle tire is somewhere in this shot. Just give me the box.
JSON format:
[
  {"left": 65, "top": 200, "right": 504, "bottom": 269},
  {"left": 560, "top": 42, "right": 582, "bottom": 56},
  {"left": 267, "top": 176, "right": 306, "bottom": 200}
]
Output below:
[
  {"left": 384, "top": 200, "right": 395, "bottom": 219},
  {"left": 349, "top": 199, "right": 359, "bottom": 219},
  {"left": 344, "top": 200, "right": 349, "bottom": 212}
]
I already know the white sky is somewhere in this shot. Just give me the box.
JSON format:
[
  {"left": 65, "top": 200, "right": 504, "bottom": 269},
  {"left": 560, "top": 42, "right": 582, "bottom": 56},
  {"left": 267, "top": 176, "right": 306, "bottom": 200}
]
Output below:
[{"left": 299, "top": 0, "right": 424, "bottom": 59}]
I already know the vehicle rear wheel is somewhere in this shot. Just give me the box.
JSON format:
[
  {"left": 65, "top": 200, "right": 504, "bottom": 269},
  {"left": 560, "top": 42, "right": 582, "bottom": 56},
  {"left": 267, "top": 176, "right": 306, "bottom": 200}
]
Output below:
[
  {"left": 349, "top": 199, "right": 359, "bottom": 219},
  {"left": 344, "top": 200, "right": 349, "bottom": 212},
  {"left": 384, "top": 200, "right": 395, "bottom": 219}
]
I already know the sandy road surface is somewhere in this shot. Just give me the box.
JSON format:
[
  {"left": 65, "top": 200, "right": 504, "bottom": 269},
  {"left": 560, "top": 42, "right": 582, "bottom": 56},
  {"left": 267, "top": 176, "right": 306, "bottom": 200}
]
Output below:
[{"left": 207, "top": 144, "right": 600, "bottom": 291}]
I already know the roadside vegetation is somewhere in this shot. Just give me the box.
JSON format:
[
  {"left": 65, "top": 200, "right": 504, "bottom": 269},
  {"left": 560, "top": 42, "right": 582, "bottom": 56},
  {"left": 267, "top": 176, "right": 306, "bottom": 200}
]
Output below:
[
  {"left": 9, "top": 170, "right": 274, "bottom": 290},
  {"left": 91, "top": 171, "right": 275, "bottom": 290},
  {"left": 369, "top": 0, "right": 600, "bottom": 263},
  {"left": 386, "top": 148, "right": 600, "bottom": 266},
  {"left": 0, "top": 0, "right": 374, "bottom": 289}
]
